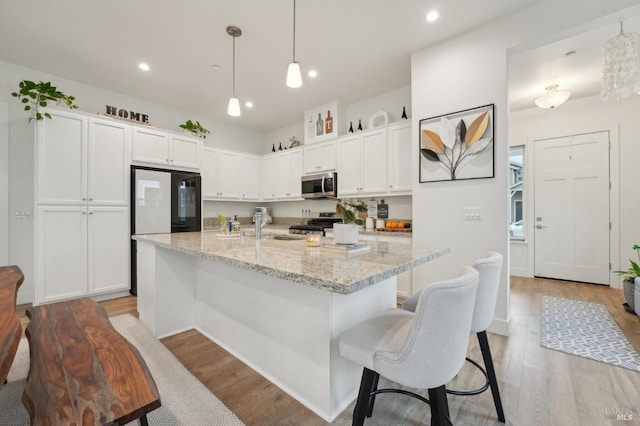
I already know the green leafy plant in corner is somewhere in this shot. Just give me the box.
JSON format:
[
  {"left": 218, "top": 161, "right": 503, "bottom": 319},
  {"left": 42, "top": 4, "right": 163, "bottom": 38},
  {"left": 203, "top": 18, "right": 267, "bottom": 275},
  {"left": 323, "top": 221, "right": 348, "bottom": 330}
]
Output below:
[
  {"left": 11, "top": 80, "right": 79, "bottom": 122},
  {"left": 179, "top": 120, "right": 211, "bottom": 139},
  {"left": 333, "top": 198, "right": 368, "bottom": 226},
  {"left": 615, "top": 244, "right": 640, "bottom": 281}
]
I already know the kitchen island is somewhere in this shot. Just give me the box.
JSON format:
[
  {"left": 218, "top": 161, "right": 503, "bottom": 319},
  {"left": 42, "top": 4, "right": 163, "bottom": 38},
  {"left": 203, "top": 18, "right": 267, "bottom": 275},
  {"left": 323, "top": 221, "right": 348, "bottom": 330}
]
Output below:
[{"left": 133, "top": 231, "right": 448, "bottom": 421}]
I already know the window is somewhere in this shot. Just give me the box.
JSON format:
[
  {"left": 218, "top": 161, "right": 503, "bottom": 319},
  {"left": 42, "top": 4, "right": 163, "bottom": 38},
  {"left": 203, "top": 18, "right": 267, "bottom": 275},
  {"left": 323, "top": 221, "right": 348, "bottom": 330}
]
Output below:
[{"left": 509, "top": 146, "right": 524, "bottom": 239}]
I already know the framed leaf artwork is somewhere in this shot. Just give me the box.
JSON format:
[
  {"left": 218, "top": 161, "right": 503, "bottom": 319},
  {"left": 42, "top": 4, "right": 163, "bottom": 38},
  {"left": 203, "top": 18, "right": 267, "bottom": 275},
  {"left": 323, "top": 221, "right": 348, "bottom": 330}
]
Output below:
[{"left": 419, "top": 104, "right": 495, "bottom": 182}]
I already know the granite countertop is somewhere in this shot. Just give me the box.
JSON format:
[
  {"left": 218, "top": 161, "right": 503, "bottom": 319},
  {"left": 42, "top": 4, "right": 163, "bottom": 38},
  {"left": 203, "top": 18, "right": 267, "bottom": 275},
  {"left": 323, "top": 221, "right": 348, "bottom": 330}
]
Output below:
[{"left": 133, "top": 231, "right": 448, "bottom": 294}]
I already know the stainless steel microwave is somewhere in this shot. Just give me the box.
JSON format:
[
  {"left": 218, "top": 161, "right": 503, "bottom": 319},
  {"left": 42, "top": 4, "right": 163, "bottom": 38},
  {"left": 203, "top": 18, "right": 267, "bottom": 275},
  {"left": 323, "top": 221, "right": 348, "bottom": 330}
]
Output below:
[{"left": 301, "top": 172, "right": 337, "bottom": 199}]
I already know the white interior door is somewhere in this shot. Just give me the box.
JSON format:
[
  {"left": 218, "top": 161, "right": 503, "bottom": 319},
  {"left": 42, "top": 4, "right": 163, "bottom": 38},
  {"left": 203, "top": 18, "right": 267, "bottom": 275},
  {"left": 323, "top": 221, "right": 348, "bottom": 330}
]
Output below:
[{"left": 534, "top": 131, "right": 610, "bottom": 285}]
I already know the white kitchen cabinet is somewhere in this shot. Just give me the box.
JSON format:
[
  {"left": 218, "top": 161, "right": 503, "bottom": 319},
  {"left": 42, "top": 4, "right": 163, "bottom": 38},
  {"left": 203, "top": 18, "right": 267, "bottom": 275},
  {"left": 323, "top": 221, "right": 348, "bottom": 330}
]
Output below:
[
  {"left": 36, "top": 205, "right": 129, "bottom": 304},
  {"left": 240, "top": 154, "right": 260, "bottom": 200},
  {"left": 132, "top": 127, "right": 201, "bottom": 170},
  {"left": 218, "top": 150, "right": 241, "bottom": 199},
  {"left": 36, "top": 110, "right": 88, "bottom": 205},
  {"left": 261, "top": 154, "right": 277, "bottom": 200},
  {"left": 303, "top": 141, "right": 336, "bottom": 174},
  {"left": 36, "top": 205, "right": 88, "bottom": 303},
  {"left": 88, "top": 207, "right": 130, "bottom": 295},
  {"left": 336, "top": 128, "right": 387, "bottom": 196},
  {"left": 387, "top": 121, "right": 412, "bottom": 194},
  {"left": 37, "top": 112, "right": 130, "bottom": 206},
  {"left": 88, "top": 118, "right": 131, "bottom": 205},
  {"left": 170, "top": 135, "right": 201, "bottom": 169},
  {"left": 275, "top": 149, "right": 303, "bottom": 199},
  {"left": 201, "top": 147, "right": 219, "bottom": 199}
]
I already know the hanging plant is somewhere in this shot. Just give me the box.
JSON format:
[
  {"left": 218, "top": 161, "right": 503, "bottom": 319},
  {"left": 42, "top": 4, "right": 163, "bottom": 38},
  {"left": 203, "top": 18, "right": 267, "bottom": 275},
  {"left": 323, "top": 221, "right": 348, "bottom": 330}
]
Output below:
[
  {"left": 179, "top": 120, "right": 211, "bottom": 139},
  {"left": 11, "top": 80, "right": 79, "bottom": 122}
]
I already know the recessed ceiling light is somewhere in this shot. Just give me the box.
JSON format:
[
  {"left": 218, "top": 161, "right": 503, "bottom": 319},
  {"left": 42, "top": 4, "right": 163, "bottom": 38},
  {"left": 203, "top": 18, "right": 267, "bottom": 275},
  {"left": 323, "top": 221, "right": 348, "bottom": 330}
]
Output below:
[
  {"left": 425, "top": 10, "right": 439, "bottom": 23},
  {"left": 138, "top": 62, "right": 150, "bottom": 71},
  {"left": 308, "top": 69, "right": 318, "bottom": 78},
  {"left": 245, "top": 101, "right": 253, "bottom": 108}
]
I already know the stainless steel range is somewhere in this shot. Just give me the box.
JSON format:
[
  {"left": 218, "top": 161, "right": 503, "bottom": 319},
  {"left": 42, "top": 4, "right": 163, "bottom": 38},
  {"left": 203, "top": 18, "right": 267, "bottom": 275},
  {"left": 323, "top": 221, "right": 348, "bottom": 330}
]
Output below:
[{"left": 289, "top": 212, "right": 342, "bottom": 236}]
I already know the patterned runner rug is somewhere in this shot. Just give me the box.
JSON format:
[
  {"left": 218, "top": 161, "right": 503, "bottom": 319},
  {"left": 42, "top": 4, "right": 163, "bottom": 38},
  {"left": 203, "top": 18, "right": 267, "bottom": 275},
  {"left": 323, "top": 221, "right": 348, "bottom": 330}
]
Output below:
[
  {"left": 541, "top": 295, "right": 640, "bottom": 372},
  {"left": 1, "top": 314, "right": 245, "bottom": 425}
]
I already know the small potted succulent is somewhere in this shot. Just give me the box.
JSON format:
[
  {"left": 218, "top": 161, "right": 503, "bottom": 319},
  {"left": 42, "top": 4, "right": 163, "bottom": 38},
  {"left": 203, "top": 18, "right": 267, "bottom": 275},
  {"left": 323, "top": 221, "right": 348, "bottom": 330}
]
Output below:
[
  {"left": 179, "top": 120, "right": 210, "bottom": 139},
  {"left": 615, "top": 244, "right": 640, "bottom": 314},
  {"left": 332, "top": 198, "right": 367, "bottom": 244},
  {"left": 12, "top": 80, "right": 79, "bottom": 122}
]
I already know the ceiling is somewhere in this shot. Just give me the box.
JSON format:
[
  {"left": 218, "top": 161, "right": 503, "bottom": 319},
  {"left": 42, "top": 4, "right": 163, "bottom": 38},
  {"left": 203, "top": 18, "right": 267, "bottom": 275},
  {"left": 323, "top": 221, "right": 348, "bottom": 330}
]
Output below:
[
  {"left": 0, "top": 0, "right": 539, "bottom": 133},
  {"left": 1, "top": 1, "right": 637, "bottom": 133},
  {"left": 509, "top": 12, "right": 640, "bottom": 111}
]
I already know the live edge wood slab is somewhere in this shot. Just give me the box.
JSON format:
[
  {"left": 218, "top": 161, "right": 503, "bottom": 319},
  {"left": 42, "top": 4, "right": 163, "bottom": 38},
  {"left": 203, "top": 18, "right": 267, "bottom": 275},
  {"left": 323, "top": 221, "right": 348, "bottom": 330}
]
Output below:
[
  {"left": 0, "top": 265, "right": 24, "bottom": 388},
  {"left": 23, "top": 297, "right": 161, "bottom": 425}
]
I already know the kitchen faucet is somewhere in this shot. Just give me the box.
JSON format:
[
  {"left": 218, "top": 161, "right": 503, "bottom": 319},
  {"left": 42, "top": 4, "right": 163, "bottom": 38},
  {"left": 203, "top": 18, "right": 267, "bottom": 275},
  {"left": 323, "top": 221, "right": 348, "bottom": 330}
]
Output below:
[{"left": 252, "top": 207, "right": 272, "bottom": 239}]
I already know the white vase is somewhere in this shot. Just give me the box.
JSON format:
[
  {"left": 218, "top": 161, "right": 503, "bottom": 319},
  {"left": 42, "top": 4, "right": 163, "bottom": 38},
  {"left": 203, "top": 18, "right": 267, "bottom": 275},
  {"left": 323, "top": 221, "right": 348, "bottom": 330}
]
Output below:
[{"left": 333, "top": 223, "right": 359, "bottom": 244}]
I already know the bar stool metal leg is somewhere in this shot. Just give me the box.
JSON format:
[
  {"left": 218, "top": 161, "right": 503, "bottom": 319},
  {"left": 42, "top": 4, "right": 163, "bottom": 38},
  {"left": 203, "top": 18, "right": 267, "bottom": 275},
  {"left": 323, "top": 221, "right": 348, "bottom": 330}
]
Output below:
[
  {"left": 428, "top": 385, "right": 453, "bottom": 426},
  {"left": 353, "top": 368, "right": 378, "bottom": 426}
]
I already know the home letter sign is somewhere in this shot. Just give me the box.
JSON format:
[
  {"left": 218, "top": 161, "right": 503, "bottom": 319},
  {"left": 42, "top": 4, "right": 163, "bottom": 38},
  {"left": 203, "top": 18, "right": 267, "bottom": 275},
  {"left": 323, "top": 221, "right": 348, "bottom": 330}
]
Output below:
[{"left": 105, "top": 105, "right": 149, "bottom": 124}]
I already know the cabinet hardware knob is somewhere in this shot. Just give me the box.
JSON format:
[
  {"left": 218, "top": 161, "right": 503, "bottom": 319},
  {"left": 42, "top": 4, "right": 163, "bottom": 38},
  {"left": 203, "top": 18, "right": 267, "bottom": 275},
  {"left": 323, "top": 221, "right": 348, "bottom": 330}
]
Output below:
[
  {"left": 166, "top": 159, "right": 170, "bottom": 162},
  {"left": 82, "top": 212, "right": 86, "bottom": 215},
  {"left": 89, "top": 212, "right": 94, "bottom": 215},
  {"left": 82, "top": 198, "right": 87, "bottom": 201},
  {"left": 89, "top": 198, "right": 93, "bottom": 201}
]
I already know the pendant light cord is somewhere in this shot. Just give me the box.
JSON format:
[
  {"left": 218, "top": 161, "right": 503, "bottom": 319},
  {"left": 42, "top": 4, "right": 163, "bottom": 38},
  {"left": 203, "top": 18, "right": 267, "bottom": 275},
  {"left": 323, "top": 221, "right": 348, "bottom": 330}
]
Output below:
[
  {"left": 232, "top": 35, "right": 236, "bottom": 96},
  {"left": 292, "top": 0, "right": 296, "bottom": 62}
]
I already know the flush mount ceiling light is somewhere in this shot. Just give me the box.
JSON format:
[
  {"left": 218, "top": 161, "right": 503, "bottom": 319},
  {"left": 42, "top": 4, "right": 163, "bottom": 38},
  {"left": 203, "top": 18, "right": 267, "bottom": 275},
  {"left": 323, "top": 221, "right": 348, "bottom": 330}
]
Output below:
[
  {"left": 425, "top": 10, "right": 439, "bottom": 23},
  {"left": 286, "top": 0, "right": 302, "bottom": 88},
  {"left": 601, "top": 19, "right": 640, "bottom": 101},
  {"left": 226, "top": 25, "right": 242, "bottom": 117},
  {"left": 534, "top": 84, "right": 571, "bottom": 109},
  {"left": 138, "top": 62, "right": 150, "bottom": 71}
]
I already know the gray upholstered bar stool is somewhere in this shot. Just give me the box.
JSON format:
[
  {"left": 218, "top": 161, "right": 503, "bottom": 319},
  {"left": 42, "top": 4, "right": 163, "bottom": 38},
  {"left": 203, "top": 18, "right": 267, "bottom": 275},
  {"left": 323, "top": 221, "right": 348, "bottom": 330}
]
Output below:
[
  {"left": 403, "top": 251, "right": 505, "bottom": 423},
  {"left": 338, "top": 267, "right": 479, "bottom": 426}
]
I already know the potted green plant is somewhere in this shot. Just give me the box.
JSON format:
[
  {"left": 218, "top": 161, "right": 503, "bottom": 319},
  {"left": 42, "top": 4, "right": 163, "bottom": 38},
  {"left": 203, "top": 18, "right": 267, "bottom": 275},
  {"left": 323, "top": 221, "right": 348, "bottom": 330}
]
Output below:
[
  {"left": 615, "top": 244, "right": 640, "bottom": 314},
  {"left": 179, "top": 120, "right": 210, "bottom": 139},
  {"left": 11, "top": 80, "right": 79, "bottom": 122},
  {"left": 333, "top": 198, "right": 367, "bottom": 244}
]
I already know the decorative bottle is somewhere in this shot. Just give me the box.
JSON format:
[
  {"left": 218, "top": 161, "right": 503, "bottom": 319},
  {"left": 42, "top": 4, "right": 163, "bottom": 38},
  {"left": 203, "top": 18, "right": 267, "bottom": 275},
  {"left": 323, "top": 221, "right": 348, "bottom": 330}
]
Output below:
[
  {"left": 357, "top": 119, "right": 363, "bottom": 131},
  {"left": 278, "top": 142, "right": 283, "bottom": 151},
  {"left": 401, "top": 106, "right": 408, "bottom": 120},
  {"left": 348, "top": 121, "right": 354, "bottom": 133},
  {"left": 325, "top": 110, "right": 333, "bottom": 134},
  {"left": 316, "top": 113, "right": 324, "bottom": 136},
  {"left": 271, "top": 144, "right": 276, "bottom": 152}
]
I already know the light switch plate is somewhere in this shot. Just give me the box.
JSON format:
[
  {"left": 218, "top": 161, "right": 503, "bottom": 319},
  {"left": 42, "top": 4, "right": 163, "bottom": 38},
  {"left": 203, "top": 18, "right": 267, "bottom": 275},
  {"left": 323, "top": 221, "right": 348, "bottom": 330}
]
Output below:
[{"left": 464, "top": 207, "right": 482, "bottom": 221}]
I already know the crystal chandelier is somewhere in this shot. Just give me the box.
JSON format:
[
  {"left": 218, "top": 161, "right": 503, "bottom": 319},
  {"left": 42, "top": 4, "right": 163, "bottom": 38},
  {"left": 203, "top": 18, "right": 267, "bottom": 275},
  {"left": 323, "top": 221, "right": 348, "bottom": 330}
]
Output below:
[{"left": 601, "top": 19, "right": 640, "bottom": 101}]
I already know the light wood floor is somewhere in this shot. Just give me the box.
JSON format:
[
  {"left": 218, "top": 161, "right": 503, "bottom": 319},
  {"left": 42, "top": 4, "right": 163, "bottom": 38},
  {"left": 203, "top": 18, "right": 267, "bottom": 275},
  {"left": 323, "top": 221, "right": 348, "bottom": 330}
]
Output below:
[{"left": 16, "top": 277, "right": 640, "bottom": 425}]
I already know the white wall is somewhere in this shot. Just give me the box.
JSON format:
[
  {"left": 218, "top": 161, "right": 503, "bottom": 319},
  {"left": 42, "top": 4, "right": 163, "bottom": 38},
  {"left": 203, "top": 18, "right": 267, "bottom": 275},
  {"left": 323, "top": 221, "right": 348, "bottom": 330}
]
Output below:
[
  {"left": 0, "top": 101, "right": 8, "bottom": 266},
  {"left": 263, "top": 85, "right": 411, "bottom": 154},
  {"left": 0, "top": 60, "right": 264, "bottom": 154},
  {"left": 509, "top": 94, "right": 640, "bottom": 287},
  {"left": 410, "top": 0, "right": 639, "bottom": 336}
]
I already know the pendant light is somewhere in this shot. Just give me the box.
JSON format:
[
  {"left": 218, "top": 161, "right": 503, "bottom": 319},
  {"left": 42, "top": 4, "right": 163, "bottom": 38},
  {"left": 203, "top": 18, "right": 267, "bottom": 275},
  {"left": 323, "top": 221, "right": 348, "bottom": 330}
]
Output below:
[
  {"left": 534, "top": 84, "right": 571, "bottom": 109},
  {"left": 227, "top": 26, "right": 242, "bottom": 117},
  {"left": 601, "top": 19, "right": 640, "bottom": 101},
  {"left": 286, "top": 0, "right": 302, "bottom": 88}
]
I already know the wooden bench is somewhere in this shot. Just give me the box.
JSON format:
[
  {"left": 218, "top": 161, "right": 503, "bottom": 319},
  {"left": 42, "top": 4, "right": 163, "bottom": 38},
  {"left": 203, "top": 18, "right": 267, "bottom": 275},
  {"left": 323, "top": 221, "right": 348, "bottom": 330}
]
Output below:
[
  {"left": 0, "top": 265, "right": 24, "bottom": 388},
  {"left": 23, "top": 297, "right": 161, "bottom": 425}
]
